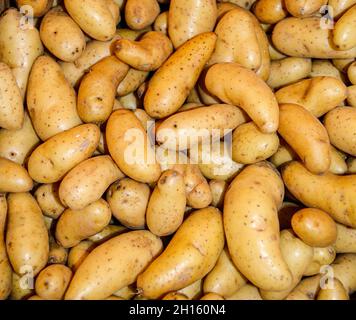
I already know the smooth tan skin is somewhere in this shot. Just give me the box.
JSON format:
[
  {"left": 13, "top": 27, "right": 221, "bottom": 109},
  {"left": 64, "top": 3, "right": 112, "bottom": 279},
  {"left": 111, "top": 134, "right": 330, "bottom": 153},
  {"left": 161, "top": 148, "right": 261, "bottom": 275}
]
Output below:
[
  {"left": 106, "top": 109, "right": 161, "bottom": 183},
  {"left": 106, "top": 178, "right": 150, "bottom": 229},
  {"left": 332, "top": 57, "right": 355, "bottom": 72},
  {"left": 310, "top": 59, "right": 343, "bottom": 79},
  {"left": 0, "top": 113, "right": 40, "bottom": 165},
  {"left": 0, "top": 62, "right": 24, "bottom": 130},
  {"left": 232, "top": 122, "right": 280, "bottom": 164},
  {"left": 324, "top": 107, "right": 356, "bottom": 156},
  {"left": 330, "top": 146, "right": 348, "bottom": 175},
  {"left": 209, "top": 180, "right": 228, "bottom": 209},
  {"left": 331, "top": 254, "right": 356, "bottom": 294},
  {"left": 35, "top": 264, "right": 72, "bottom": 300},
  {"left": 154, "top": 11, "right": 168, "bottom": 34},
  {"left": 268, "top": 40, "right": 287, "bottom": 60},
  {"left": 333, "top": 4, "right": 356, "bottom": 50},
  {"left": 269, "top": 140, "right": 296, "bottom": 168},
  {"left": 117, "top": 69, "right": 149, "bottom": 97},
  {"left": 253, "top": 0, "right": 287, "bottom": 24},
  {"left": 28, "top": 124, "right": 100, "bottom": 184},
  {"left": 56, "top": 199, "right": 112, "bottom": 248},
  {"left": 114, "top": 31, "right": 173, "bottom": 71},
  {"left": 203, "top": 248, "right": 246, "bottom": 298},
  {"left": 65, "top": 231, "right": 163, "bottom": 300},
  {"left": 144, "top": 32, "right": 217, "bottom": 118},
  {"left": 217, "top": 2, "right": 239, "bottom": 19},
  {"left": 348, "top": 157, "right": 356, "bottom": 173},
  {"left": 278, "top": 104, "right": 331, "bottom": 175},
  {"left": 260, "top": 229, "right": 314, "bottom": 300},
  {"left": 77, "top": 56, "right": 129, "bottom": 123},
  {"left": 282, "top": 161, "right": 356, "bottom": 227},
  {"left": 168, "top": 0, "right": 217, "bottom": 48},
  {"left": 0, "top": 195, "right": 11, "bottom": 300},
  {"left": 284, "top": 0, "right": 327, "bottom": 17},
  {"left": 292, "top": 208, "right": 337, "bottom": 247},
  {"left": 304, "top": 246, "right": 336, "bottom": 275},
  {"left": 224, "top": 162, "right": 292, "bottom": 291},
  {"left": 34, "top": 183, "right": 65, "bottom": 219},
  {"left": 137, "top": 207, "right": 224, "bottom": 299},
  {"left": 201, "top": 293, "right": 224, "bottom": 300},
  {"left": 348, "top": 85, "right": 356, "bottom": 107},
  {"left": 48, "top": 236, "right": 68, "bottom": 265},
  {"left": 275, "top": 77, "right": 347, "bottom": 118},
  {"left": 88, "top": 225, "right": 127, "bottom": 243},
  {"left": 113, "top": 285, "right": 136, "bottom": 299},
  {"left": 59, "top": 155, "right": 124, "bottom": 210},
  {"left": 348, "top": 61, "right": 356, "bottom": 84},
  {"left": 6, "top": 193, "right": 49, "bottom": 276},
  {"left": 10, "top": 272, "right": 34, "bottom": 300},
  {"left": 225, "top": 284, "right": 262, "bottom": 300},
  {"left": 67, "top": 241, "right": 95, "bottom": 271},
  {"left": 272, "top": 17, "right": 356, "bottom": 58},
  {"left": 205, "top": 63, "right": 279, "bottom": 133},
  {"left": 147, "top": 170, "right": 186, "bottom": 237},
  {"left": 27, "top": 56, "right": 82, "bottom": 141},
  {"left": 64, "top": 0, "right": 119, "bottom": 41},
  {"left": 40, "top": 7, "right": 86, "bottom": 62},
  {"left": 177, "top": 279, "right": 203, "bottom": 299},
  {"left": 328, "top": 0, "right": 356, "bottom": 17},
  {"left": 163, "top": 293, "right": 189, "bottom": 300},
  {"left": 0, "top": 158, "right": 33, "bottom": 193},
  {"left": 16, "top": 0, "right": 53, "bottom": 17},
  {"left": 125, "top": 0, "right": 159, "bottom": 30},
  {"left": 317, "top": 278, "right": 349, "bottom": 300},
  {"left": 286, "top": 274, "right": 321, "bottom": 300},
  {"left": 0, "top": 9, "right": 43, "bottom": 98},
  {"left": 335, "top": 223, "right": 356, "bottom": 253},
  {"left": 267, "top": 58, "right": 312, "bottom": 89}
]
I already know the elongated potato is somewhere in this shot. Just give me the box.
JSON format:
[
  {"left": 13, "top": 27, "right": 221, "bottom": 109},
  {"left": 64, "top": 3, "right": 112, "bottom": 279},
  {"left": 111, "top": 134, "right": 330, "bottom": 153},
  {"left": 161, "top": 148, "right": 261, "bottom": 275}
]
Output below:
[
  {"left": 125, "top": 0, "right": 159, "bottom": 30},
  {"left": 284, "top": 0, "right": 327, "bottom": 17},
  {"left": 203, "top": 248, "right": 246, "bottom": 298},
  {"left": 154, "top": 11, "right": 168, "bottom": 34},
  {"left": 137, "top": 207, "right": 224, "bottom": 299},
  {"left": 59, "top": 155, "right": 124, "bottom": 210},
  {"left": 67, "top": 241, "right": 95, "bottom": 271},
  {"left": 226, "top": 284, "right": 262, "bottom": 300},
  {"left": 317, "top": 278, "right": 349, "bottom": 300},
  {"left": 28, "top": 124, "right": 100, "bottom": 183},
  {"left": 286, "top": 274, "right": 321, "bottom": 300},
  {"left": 6, "top": 193, "right": 49, "bottom": 276},
  {"left": 77, "top": 57, "right": 129, "bottom": 123},
  {"left": 331, "top": 254, "right": 356, "bottom": 294},
  {"left": 282, "top": 161, "right": 356, "bottom": 227},
  {"left": 278, "top": 103, "right": 331, "bottom": 174},
  {"left": 34, "top": 183, "right": 65, "bottom": 219},
  {"left": 65, "top": 231, "right": 162, "bottom": 300},
  {"left": 106, "top": 109, "right": 161, "bottom": 183},
  {"left": 144, "top": 32, "right": 217, "bottom": 118},
  {"left": 335, "top": 223, "right": 356, "bottom": 253},
  {"left": 330, "top": 146, "right": 348, "bottom": 175},
  {"left": 88, "top": 225, "right": 127, "bottom": 243},
  {"left": 16, "top": 0, "right": 53, "bottom": 17},
  {"left": 269, "top": 139, "right": 297, "bottom": 168},
  {"left": 168, "top": 0, "right": 217, "bottom": 48},
  {"left": 209, "top": 180, "right": 228, "bottom": 209},
  {"left": 272, "top": 17, "right": 356, "bottom": 58},
  {"left": 310, "top": 59, "right": 343, "bottom": 80},
  {"left": 275, "top": 77, "right": 347, "bottom": 117},
  {"left": 304, "top": 246, "right": 336, "bottom": 276},
  {"left": 205, "top": 63, "right": 279, "bottom": 133},
  {"left": 0, "top": 158, "right": 33, "bottom": 193},
  {"left": 253, "top": 0, "right": 287, "bottom": 24},
  {"left": 117, "top": 69, "right": 149, "bottom": 97},
  {"left": 329, "top": 0, "right": 356, "bottom": 17},
  {"left": 333, "top": 5, "right": 356, "bottom": 50},
  {"left": 224, "top": 162, "right": 292, "bottom": 291},
  {"left": 324, "top": 107, "right": 356, "bottom": 156}
]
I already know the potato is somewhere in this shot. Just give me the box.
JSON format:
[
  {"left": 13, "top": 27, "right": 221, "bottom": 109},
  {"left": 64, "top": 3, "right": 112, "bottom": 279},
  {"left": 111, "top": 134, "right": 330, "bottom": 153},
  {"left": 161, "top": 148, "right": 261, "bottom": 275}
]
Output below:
[
  {"left": 106, "top": 109, "right": 161, "bottom": 183},
  {"left": 348, "top": 61, "right": 356, "bottom": 84},
  {"left": 163, "top": 293, "right": 189, "bottom": 300},
  {"left": 113, "top": 285, "right": 136, "bottom": 300},
  {"left": 272, "top": 17, "right": 356, "bottom": 58},
  {"left": 67, "top": 241, "right": 95, "bottom": 271},
  {"left": 310, "top": 60, "right": 343, "bottom": 80},
  {"left": 332, "top": 58, "right": 355, "bottom": 72},
  {"left": 144, "top": 32, "right": 217, "bottom": 118},
  {"left": 34, "top": 184, "right": 65, "bottom": 219},
  {"left": 205, "top": 63, "right": 278, "bottom": 133},
  {"left": 77, "top": 57, "right": 129, "bottom": 123},
  {"left": 347, "top": 85, "right": 356, "bottom": 107},
  {"left": 137, "top": 207, "right": 224, "bottom": 299},
  {"left": 203, "top": 248, "right": 246, "bottom": 298},
  {"left": 125, "top": 0, "right": 159, "bottom": 30},
  {"left": 154, "top": 11, "right": 168, "bottom": 35},
  {"left": 291, "top": 208, "right": 337, "bottom": 247},
  {"left": 0, "top": 8, "right": 43, "bottom": 98},
  {"left": 329, "top": 146, "right": 348, "bottom": 175},
  {"left": 27, "top": 295, "right": 44, "bottom": 300},
  {"left": 48, "top": 236, "right": 68, "bottom": 265},
  {"left": 35, "top": 264, "right": 72, "bottom": 300},
  {"left": 260, "top": 229, "right": 313, "bottom": 300},
  {"left": 168, "top": 0, "right": 217, "bottom": 48},
  {"left": 87, "top": 225, "right": 127, "bottom": 243},
  {"left": 331, "top": 254, "right": 356, "bottom": 294},
  {"left": 65, "top": 230, "right": 162, "bottom": 300},
  {"left": 268, "top": 39, "right": 287, "bottom": 60},
  {"left": 232, "top": 122, "right": 279, "bottom": 164},
  {"left": 333, "top": 5, "right": 356, "bottom": 51},
  {"left": 209, "top": 180, "right": 228, "bottom": 209},
  {"left": 106, "top": 178, "right": 149, "bottom": 229},
  {"left": 177, "top": 279, "right": 203, "bottom": 299},
  {"left": 275, "top": 77, "right": 347, "bottom": 118},
  {"left": 0, "top": 62, "right": 24, "bottom": 130},
  {"left": 282, "top": 161, "right": 356, "bottom": 227},
  {"left": 253, "top": 0, "right": 287, "bottom": 24},
  {"left": 267, "top": 58, "right": 312, "bottom": 89},
  {"left": 269, "top": 139, "right": 297, "bottom": 168},
  {"left": 0, "top": 194, "right": 11, "bottom": 300},
  {"left": 348, "top": 157, "right": 356, "bottom": 173},
  {"left": 284, "top": 0, "right": 327, "bottom": 17},
  {"left": 16, "top": 0, "right": 53, "bottom": 17},
  {"left": 324, "top": 107, "right": 356, "bottom": 156},
  {"left": 6, "top": 193, "right": 49, "bottom": 276},
  {"left": 224, "top": 162, "right": 292, "bottom": 291},
  {"left": 217, "top": 1, "right": 239, "bottom": 19},
  {"left": 286, "top": 274, "right": 321, "bottom": 300},
  {"left": 329, "top": 0, "right": 356, "bottom": 17},
  {"left": 278, "top": 104, "right": 331, "bottom": 174},
  {"left": 9, "top": 272, "right": 34, "bottom": 300},
  {"left": 334, "top": 223, "right": 356, "bottom": 253},
  {"left": 56, "top": 199, "right": 112, "bottom": 248},
  {"left": 225, "top": 284, "right": 262, "bottom": 300},
  {"left": 117, "top": 69, "right": 149, "bottom": 97},
  {"left": 114, "top": 31, "right": 173, "bottom": 72},
  {"left": 201, "top": 293, "right": 224, "bottom": 300},
  {"left": 59, "top": 155, "right": 124, "bottom": 210},
  {"left": 147, "top": 170, "right": 186, "bottom": 237},
  {"left": 64, "top": 0, "right": 119, "bottom": 41},
  {"left": 0, "top": 113, "right": 40, "bottom": 165},
  {"left": 28, "top": 124, "right": 100, "bottom": 184},
  {"left": 304, "top": 246, "right": 336, "bottom": 276},
  {"left": 40, "top": 7, "right": 86, "bottom": 62},
  {"left": 218, "top": 0, "right": 257, "bottom": 10},
  {"left": 317, "top": 278, "right": 349, "bottom": 300},
  {"left": 133, "top": 109, "right": 153, "bottom": 131}
]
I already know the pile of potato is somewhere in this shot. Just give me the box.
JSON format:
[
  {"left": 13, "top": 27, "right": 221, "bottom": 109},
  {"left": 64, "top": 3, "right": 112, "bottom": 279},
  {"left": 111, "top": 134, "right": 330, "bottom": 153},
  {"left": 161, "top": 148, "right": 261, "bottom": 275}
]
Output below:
[{"left": 1, "top": 0, "right": 356, "bottom": 301}]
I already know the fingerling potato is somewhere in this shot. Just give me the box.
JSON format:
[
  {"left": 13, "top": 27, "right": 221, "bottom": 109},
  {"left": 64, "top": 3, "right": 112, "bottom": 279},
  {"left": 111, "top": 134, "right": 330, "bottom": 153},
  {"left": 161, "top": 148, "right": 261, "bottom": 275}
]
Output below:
[{"left": 0, "top": 158, "right": 33, "bottom": 193}]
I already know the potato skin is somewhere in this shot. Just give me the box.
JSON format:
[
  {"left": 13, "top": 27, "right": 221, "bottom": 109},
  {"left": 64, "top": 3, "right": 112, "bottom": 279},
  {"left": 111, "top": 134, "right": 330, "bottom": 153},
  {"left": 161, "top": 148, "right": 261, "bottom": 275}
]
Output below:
[
  {"left": 317, "top": 278, "right": 349, "bottom": 300},
  {"left": 286, "top": 274, "right": 321, "bottom": 300},
  {"left": 137, "top": 207, "right": 224, "bottom": 299},
  {"left": 67, "top": 241, "right": 95, "bottom": 271},
  {"left": 34, "top": 183, "right": 65, "bottom": 219},
  {"left": 224, "top": 162, "right": 292, "bottom": 291},
  {"left": 253, "top": 0, "right": 287, "bottom": 24},
  {"left": 0, "top": 158, "right": 33, "bottom": 193},
  {"left": 162, "top": 293, "right": 189, "bottom": 300},
  {"left": 209, "top": 180, "right": 228, "bottom": 209},
  {"left": 154, "top": 11, "right": 168, "bottom": 34},
  {"left": 125, "top": 0, "right": 160, "bottom": 30},
  {"left": 278, "top": 103, "right": 331, "bottom": 174},
  {"left": 226, "top": 284, "right": 262, "bottom": 300},
  {"left": 6, "top": 193, "right": 49, "bottom": 276},
  {"left": 65, "top": 230, "right": 163, "bottom": 300},
  {"left": 304, "top": 246, "right": 336, "bottom": 276},
  {"left": 284, "top": 0, "right": 327, "bottom": 17},
  {"left": 335, "top": 223, "right": 356, "bottom": 253},
  {"left": 28, "top": 124, "right": 100, "bottom": 184},
  {"left": 333, "top": 4, "right": 356, "bottom": 51},
  {"left": 331, "top": 254, "right": 356, "bottom": 294},
  {"left": 16, "top": 0, "right": 53, "bottom": 17}
]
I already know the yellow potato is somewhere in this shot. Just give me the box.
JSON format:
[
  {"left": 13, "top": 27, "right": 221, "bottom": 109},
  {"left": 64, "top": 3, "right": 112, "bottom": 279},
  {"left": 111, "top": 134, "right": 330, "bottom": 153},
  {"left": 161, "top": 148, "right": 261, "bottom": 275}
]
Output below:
[
  {"left": 144, "top": 32, "right": 217, "bottom": 118},
  {"left": 117, "top": 92, "right": 138, "bottom": 110},
  {"left": 317, "top": 278, "right": 349, "bottom": 300},
  {"left": 59, "top": 155, "right": 124, "bottom": 210},
  {"left": 125, "top": 0, "right": 159, "bottom": 30},
  {"left": 347, "top": 85, "right": 356, "bottom": 107},
  {"left": 153, "top": 11, "right": 168, "bottom": 35},
  {"left": 117, "top": 69, "right": 149, "bottom": 97},
  {"left": 67, "top": 241, "right": 95, "bottom": 271},
  {"left": 329, "top": 0, "right": 356, "bottom": 17},
  {"left": 133, "top": 109, "right": 153, "bottom": 131},
  {"left": 286, "top": 274, "right": 321, "bottom": 300},
  {"left": 6, "top": 193, "right": 49, "bottom": 276},
  {"left": 331, "top": 254, "right": 356, "bottom": 294},
  {"left": 304, "top": 246, "right": 336, "bottom": 276},
  {"left": 268, "top": 39, "right": 287, "bottom": 60},
  {"left": 137, "top": 207, "right": 224, "bottom": 299},
  {"left": 34, "top": 183, "right": 65, "bottom": 219},
  {"left": 253, "top": 0, "right": 287, "bottom": 24},
  {"left": 35, "top": 264, "right": 72, "bottom": 300},
  {"left": 65, "top": 230, "right": 163, "bottom": 300},
  {"left": 225, "top": 284, "right": 262, "bottom": 300},
  {"left": 278, "top": 103, "right": 331, "bottom": 174},
  {"left": 333, "top": 4, "right": 356, "bottom": 50},
  {"left": 113, "top": 285, "right": 136, "bottom": 300},
  {"left": 201, "top": 293, "right": 224, "bottom": 300},
  {"left": 48, "top": 236, "right": 68, "bottom": 265},
  {"left": 347, "top": 157, "right": 356, "bottom": 173},
  {"left": 0, "top": 194, "right": 11, "bottom": 300},
  {"left": 16, "top": 0, "right": 53, "bottom": 17},
  {"left": 162, "top": 293, "right": 189, "bottom": 300},
  {"left": 209, "top": 180, "right": 228, "bottom": 209},
  {"left": 284, "top": 0, "right": 327, "bottom": 17},
  {"left": 347, "top": 61, "right": 356, "bottom": 84},
  {"left": 330, "top": 146, "right": 348, "bottom": 175},
  {"left": 177, "top": 279, "right": 203, "bottom": 299},
  {"left": 269, "top": 140, "right": 297, "bottom": 168},
  {"left": 282, "top": 161, "right": 356, "bottom": 227},
  {"left": 332, "top": 57, "right": 355, "bottom": 72},
  {"left": 27, "top": 295, "right": 44, "bottom": 300},
  {"left": 310, "top": 60, "right": 343, "bottom": 80},
  {"left": 334, "top": 223, "right": 356, "bottom": 253},
  {"left": 87, "top": 225, "right": 127, "bottom": 243},
  {"left": 224, "top": 162, "right": 292, "bottom": 291},
  {"left": 217, "top": 1, "right": 239, "bottom": 19},
  {"left": 219, "top": 0, "right": 257, "bottom": 10},
  {"left": 9, "top": 272, "right": 34, "bottom": 300}
]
